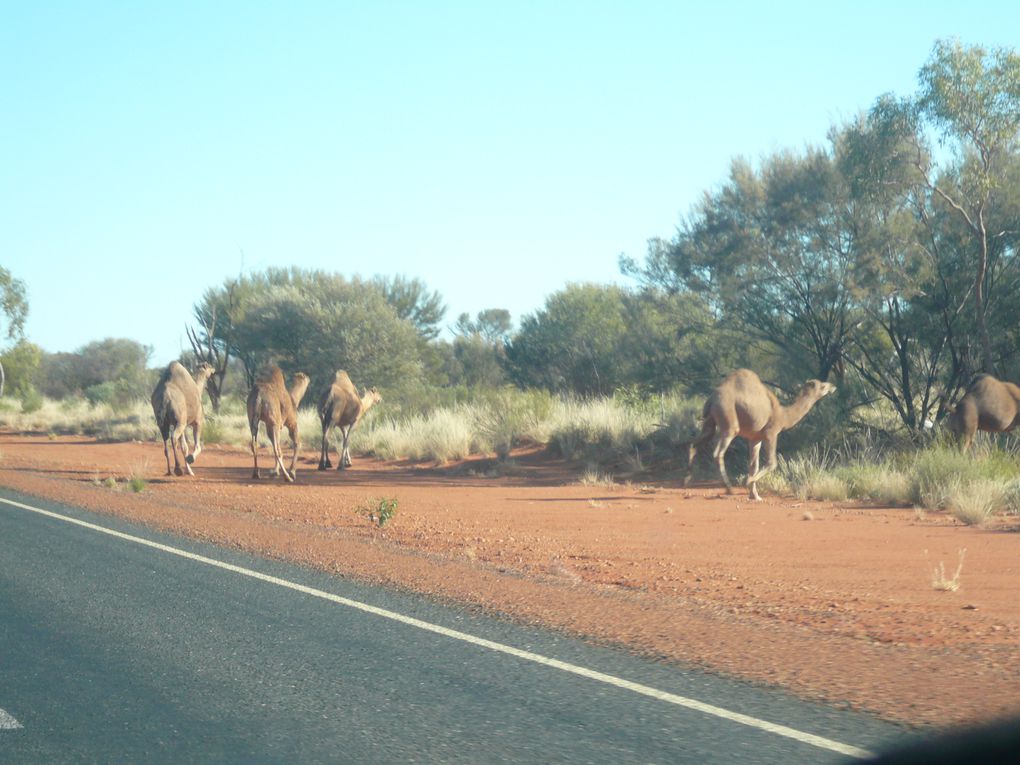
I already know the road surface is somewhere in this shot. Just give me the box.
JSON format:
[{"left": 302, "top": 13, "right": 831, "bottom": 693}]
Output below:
[{"left": 0, "top": 487, "right": 908, "bottom": 763}]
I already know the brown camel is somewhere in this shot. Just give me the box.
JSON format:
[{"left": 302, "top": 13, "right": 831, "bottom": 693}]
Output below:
[
  {"left": 686, "top": 369, "right": 836, "bottom": 501},
  {"left": 247, "top": 365, "right": 311, "bottom": 482},
  {"left": 150, "top": 361, "right": 214, "bottom": 476},
  {"left": 151, "top": 379, "right": 190, "bottom": 476},
  {"left": 946, "top": 374, "right": 1020, "bottom": 451},
  {"left": 317, "top": 370, "right": 382, "bottom": 470},
  {"left": 173, "top": 361, "right": 215, "bottom": 465}
]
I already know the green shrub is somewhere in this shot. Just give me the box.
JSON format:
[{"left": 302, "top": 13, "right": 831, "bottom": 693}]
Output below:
[
  {"left": 19, "top": 386, "right": 43, "bottom": 414},
  {"left": 360, "top": 497, "right": 398, "bottom": 527}
]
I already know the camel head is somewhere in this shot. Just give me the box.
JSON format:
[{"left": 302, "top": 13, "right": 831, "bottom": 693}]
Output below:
[
  {"left": 362, "top": 386, "right": 382, "bottom": 412},
  {"left": 290, "top": 372, "right": 312, "bottom": 407},
  {"left": 194, "top": 362, "right": 215, "bottom": 385},
  {"left": 798, "top": 379, "right": 837, "bottom": 402}
]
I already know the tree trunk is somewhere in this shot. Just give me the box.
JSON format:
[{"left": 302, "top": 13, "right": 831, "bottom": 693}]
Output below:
[
  {"left": 975, "top": 228, "right": 995, "bottom": 374},
  {"left": 0, "top": 360, "right": 5, "bottom": 398}
]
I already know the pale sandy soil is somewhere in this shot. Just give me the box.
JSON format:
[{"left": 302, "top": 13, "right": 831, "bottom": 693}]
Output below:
[{"left": 2, "top": 432, "right": 1020, "bottom": 729}]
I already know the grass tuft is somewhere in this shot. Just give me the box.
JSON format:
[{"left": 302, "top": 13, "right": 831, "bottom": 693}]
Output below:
[{"left": 931, "top": 549, "right": 966, "bottom": 591}]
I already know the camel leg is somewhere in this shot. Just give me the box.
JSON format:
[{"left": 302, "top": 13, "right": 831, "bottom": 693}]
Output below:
[
  {"left": 250, "top": 428, "right": 261, "bottom": 479},
  {"left": 340, "top": 426, "right": 352, "bottom": 469},
  {"left": 171, "top": 427, "right": 186, "bottom": 477},
  {"left": 748, "top": 435, "right": 778, "bottom": 485},
  {"left": 287, "top": 425, "right": 299, "bottom": 480},
  {"left": 269, "top": 427, "right": 293, "bottom": 482},
  {"left": 747, "top": 441, "right": 763, "bottom": 501},
  {"left": 685, "top": 418, "right": 716, "bottom": 486},
  {"left": 163, "top": 439, "right": 173, "bottom": 476},
  {"left": 186, "top": 421, "right": 202, "bottom": 465},
  {"left": 712, "top": 432, "right": 737, "bottom": 494},
  {"left": 178, "top": 430, "right": 195, "bottom": 476},
  {"left": 319, "top": 423, "right": 331, "bottom": 469}
]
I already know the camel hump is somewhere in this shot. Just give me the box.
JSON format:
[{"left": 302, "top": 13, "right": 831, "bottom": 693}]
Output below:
[
  {"left": 334, "top": 370, "right": 353, "bottom": 384},
  {"left": 256, "top": 364, "right": 287, "bottom": 387}
]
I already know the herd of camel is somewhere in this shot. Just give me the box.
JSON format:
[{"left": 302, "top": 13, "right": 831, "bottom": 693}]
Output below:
[
  {"left": 150, "top": 361, "right": 1020, "bottom": 500},
  {"left": 151, "top": 362, "right": 380, "bottom": 483}
]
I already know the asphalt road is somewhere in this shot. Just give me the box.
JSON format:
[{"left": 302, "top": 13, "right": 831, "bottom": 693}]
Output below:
[{"left": 0, "top": 487, "right": 910, "bottom": 763}]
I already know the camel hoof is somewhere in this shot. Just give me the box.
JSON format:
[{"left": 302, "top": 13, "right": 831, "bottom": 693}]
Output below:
[
  {"left": 174, "top": 466, "right": 184, "bottom": 476},
  {"left": 185, "top": 454, "right": 195, "bottom": 464},
  {"left": 251, "top": 472, "right": 260, "bottom": 480},
  {"left": 317, "top": 463, "right": 327, "bottom": 471}
]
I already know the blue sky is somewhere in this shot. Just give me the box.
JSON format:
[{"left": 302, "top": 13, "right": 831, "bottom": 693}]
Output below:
[{"left": 3, "top": 1, "right": 1019, "bottom": 365}]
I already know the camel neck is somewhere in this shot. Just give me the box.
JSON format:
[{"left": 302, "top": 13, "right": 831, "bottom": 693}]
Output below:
[
  {"left": 290, "top": 380, "right": 310, "bottom": 407},
  {"left": 780, "top": 393, "right": 819, "bottom": 428}
]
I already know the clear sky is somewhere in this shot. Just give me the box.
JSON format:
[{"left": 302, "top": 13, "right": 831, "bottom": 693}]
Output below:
[{"left": 4, "top": 1, "right": 1019, "bottom": 365}]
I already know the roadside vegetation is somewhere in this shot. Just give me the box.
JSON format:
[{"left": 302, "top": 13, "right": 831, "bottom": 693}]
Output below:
[{"left": 2, "top": 41, "right": 1020, "bottom": 527}]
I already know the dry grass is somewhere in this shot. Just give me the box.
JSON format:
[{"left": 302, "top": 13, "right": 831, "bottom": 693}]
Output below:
[
  {"left": 946, "top": 480, "right": 1003, "bottom": 526},
  {"left": 931, "top": 549, "right": 967, "bottom": 592},
  {"left": 577, "top": 468, "right": 615, "bottom": 487}
]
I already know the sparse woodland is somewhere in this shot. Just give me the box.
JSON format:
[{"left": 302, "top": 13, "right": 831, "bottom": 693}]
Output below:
[{"left": 3, "top": 40, "right": 1020, "bottom": 521}]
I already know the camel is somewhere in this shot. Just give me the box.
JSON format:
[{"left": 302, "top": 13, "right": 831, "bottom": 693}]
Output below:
[
  {"left": 152, "top": 380, "right": 191, "bottom": 476},
  {"left": 150, "top": 361, "right": 214, "bottom": 476},
  {"left": 317, "top": 370, "right": 382, "bottom": 470},
  {"left": 946, "top": 374, "right": 1020, "bottom": 451},
  {"left": 686, "top": 369, "right": 836, "bottom": 501},
  {"left": 247, "top": 365, "right": 311, "bottom": 482}
]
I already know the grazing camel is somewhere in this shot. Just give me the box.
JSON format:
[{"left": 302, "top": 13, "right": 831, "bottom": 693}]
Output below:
[
  {"left": 150, "top": 361, "right": 213, "bottom": 476},
  {"left": 247, "top": 365, "right": 311, "bottom": 482},
  {"left": 946, "top": 374, "right": 1020, "bottom": 451},
  {"left": 686, "top": 369, "right": 836, "bottom": 501},
  {"left": 317, "top": 370, "right": 382, "bottom": 470}
]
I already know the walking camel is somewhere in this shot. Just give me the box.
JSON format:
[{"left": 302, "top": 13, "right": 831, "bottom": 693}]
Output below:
[
  {"left": 317, "top": 370, "right": 382, "bottom": 470},
  {"left": 686, "top": 369, "right": 836, "bottom": 501},
  {"left": 946, "top": 374, "right": 1020, "bottom": 451},
  {"left": 247, "top": 365, "right": 311, "bottom": 482},
  {"left": 150, "top": 361, "right": 214, "bottom": 476}
]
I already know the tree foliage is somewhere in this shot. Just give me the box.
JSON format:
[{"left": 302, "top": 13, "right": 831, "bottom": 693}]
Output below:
[
  {"left": 194, "top": 268, "right": 425, "bottom": 397},
  {"left": 0, "top": 266, "right": 29, "bottom": 397},
  {"left": 37, "top": 338, "right": 153, "bottom": 405}
]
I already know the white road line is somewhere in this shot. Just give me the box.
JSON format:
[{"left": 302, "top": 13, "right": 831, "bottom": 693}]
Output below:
[
  {"left": 1, "top": 495, "right": 873, "bottom": 759},
  {"left": 0, "top": 708, "right": 23, "bottom": 730}
]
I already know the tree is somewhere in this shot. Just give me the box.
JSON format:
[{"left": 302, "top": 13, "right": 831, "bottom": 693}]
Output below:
[
  {"left": 447, "top": 309, "right": 513, "bottom": 388},
  {"left": 36, "top": 338, "right": 153, "bottom": 404},
  {"left": 0, "top": 340, "right": 41, "bottom": 399},
  {"left": 913, "top": 39, "right": 1020, "bottom": 373},
  {"left": 624, "top": 147, "right": 860, "bottom": 383},
  {"left": 196, "top": 268, "right": 426, "bottom": 396},
  {"left": 454, "top": 309, "right": 513, "bottom": 344},
  {"left": 506, "top": 284, "right": 631, "bottom": 395},
  {"left": 372, "top": 275, "right": 446, "bottom": 341},
  {"left": 0, "top": 267, "right": 28, "bottom": 397}
]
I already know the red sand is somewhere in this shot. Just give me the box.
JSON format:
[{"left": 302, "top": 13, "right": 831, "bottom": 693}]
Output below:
[{"left": 3, "top": 432, "right": 1019, "bottom": 728}]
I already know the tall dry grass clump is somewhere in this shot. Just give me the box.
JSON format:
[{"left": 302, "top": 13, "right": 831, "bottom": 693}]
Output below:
[{"left": 0, "top": 396, "right": 157, "bottom": 441}]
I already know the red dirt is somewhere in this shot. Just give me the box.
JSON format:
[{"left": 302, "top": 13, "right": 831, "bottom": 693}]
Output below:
[{"left": 3, "top": 432, "right": 1020, "bottom": 729}]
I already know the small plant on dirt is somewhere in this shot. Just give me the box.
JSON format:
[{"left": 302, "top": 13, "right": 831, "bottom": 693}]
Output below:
[
  {"left": 126, "top": 461, "right": 148, "bottom": 493},
  {"left": 577, "top": 466, "right": 614, "bottom": 487},
  {"left": 931, "top": 549, "right": 966, "bottom": 592},
  {"left": 102, "top": 476, "right": 119, "bottom": 490},
  {"left": 361, "top": 497, "right": 398, "bottom": 527}
]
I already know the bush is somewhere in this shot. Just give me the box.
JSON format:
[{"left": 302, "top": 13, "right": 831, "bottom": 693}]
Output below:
[{"left": 19, "top": 386, "right": 43, "bottom": 414}]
